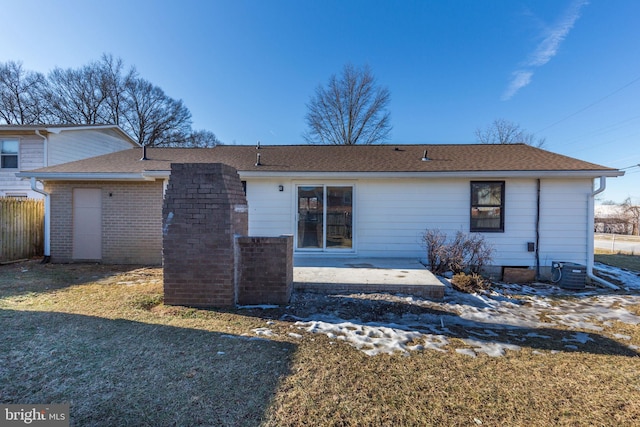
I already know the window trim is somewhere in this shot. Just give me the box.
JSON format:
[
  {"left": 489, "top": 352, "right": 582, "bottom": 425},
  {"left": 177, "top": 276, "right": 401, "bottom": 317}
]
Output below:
[
  {"left": 0, "top": 139, "right": 19, "bottom": 170},
  {"left": 470, "top": 181, "right": 505, "bottom": 233}
]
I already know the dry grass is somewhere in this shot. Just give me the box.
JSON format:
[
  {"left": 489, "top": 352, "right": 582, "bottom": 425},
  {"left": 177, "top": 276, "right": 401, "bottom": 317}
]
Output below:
[
  {"left": 0, "top": 262, "right": 293, "bottom": 426},
  {"left": 595, "top": 250, "right": 640, "bottom": 273},
  {"left": 2, "top": 260, "right": 640, "bottom": 426}
]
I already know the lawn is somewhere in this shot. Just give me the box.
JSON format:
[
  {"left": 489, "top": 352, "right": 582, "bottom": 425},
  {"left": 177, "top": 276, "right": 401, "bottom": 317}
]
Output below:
[
  {"left": 596, "top": 250, "right": 640, "bottom": 272},
  {"left": 2, "top": 260, "right": 640, "bottom": 426}
]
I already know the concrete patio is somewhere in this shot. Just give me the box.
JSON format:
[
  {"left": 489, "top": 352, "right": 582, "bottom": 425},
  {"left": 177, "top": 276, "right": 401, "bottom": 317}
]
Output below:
[{"left": 293, "top": 257, "right": 445, "bottom": 299}]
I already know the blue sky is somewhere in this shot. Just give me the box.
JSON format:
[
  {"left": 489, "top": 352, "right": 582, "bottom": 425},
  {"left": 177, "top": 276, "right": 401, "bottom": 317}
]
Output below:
[{"left": 2, "top": 0, "right": 639, "bottom": 203}]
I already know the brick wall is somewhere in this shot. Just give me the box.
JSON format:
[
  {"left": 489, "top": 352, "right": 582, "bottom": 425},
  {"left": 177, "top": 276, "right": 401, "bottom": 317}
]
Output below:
[
  {"left": 46, "top": 181, "right": 163, "bottom": 264},
  {"left": 236, "top": 235, "right": 293, "bottom": 305},
  {"left": 163, "top": 163, "right": 248, "bottom": 307}
]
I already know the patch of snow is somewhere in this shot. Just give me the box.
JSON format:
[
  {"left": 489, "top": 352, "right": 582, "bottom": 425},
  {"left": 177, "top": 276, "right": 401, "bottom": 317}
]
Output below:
[
  {"left": 595, "top": 262, "right": 640, "bottom": 290},
  {"left": 252, "top": 328, "right": 275, "bottom": 337},
  {"left": 460, "top": 338, "right": 521, "bottom": 357},
  {"left": 238, "top": 304, "right": 279, "bottom": 310},
  {"left": 455, "top": 348, "right": 477, "bottom": 358},
  {"left": 296, "top": 320, "right": 430, "bottom": 356},
  {"left": 562, "top": 332, "right": 594, "bottom": 344},
  {"left": 525, "top": 332, "right": 551, "bottom": 339},
  {"left": 277, "top": 263, "right": 640, "bottom": 357}
]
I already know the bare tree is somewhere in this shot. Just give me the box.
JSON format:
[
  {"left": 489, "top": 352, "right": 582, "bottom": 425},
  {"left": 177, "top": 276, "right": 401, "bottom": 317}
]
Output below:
[
  {"left": 304, "top": 64, "right": 391, "bottom": 145},
  {"left": 0, "top": 61, "right": 47, "bottom": 124},
  {"left": 98, "top": 54, "right": 137, "bottom": 127},
  {"left": 475, "top": 118, "right": 545, "bottom": 147},
  {"left": 181, "top": 129, "right": 222, "bottom": 147},
  {"left": 124, "top": 78, "right": 192, "bottom": 147},
  {"left": 45, "top": 62, "right": 110, "bottom": 124},
  {"left": 621, "top": 197, "right": 640, "bottom": 236},
  {"left": 0, "top": 55, "right": 219, "bottom": 148}
]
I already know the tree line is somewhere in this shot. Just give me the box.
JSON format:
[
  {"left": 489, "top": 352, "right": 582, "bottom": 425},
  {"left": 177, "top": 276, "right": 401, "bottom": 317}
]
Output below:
[
  {"left": 0, "top": 54, "right": 220, "bottom": 147},
  {"left": 305, "top": 63, "right": 544, "bottom": 147},
  {"left": 2, "top": 56, "right": 545, "bottom": 148},
  {"left": 596, "top": 198, "right": 640, "bottom": 236}
]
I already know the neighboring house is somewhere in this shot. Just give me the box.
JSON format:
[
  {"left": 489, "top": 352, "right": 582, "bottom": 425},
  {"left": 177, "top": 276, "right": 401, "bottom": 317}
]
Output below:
[
  {"left": 17, "top": 143, "right": 622, "bottom": 281},
  {"left": 0, "top": 124, "right": 138, "bottom": 198}
]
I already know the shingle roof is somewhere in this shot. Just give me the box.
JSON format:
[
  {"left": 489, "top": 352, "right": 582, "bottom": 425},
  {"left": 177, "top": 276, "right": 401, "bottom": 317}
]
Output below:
[{"left": 21, "top": 143, "right": 620, "bottom": 176}]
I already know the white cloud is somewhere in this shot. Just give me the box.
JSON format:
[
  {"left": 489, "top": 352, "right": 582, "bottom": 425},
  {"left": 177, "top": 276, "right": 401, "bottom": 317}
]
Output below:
[
  {"left": 501, "top": 70, "right": 533, "bottom": 101},
  {"left": 502, "top": 0, "right": 589, "bottom": 100}
]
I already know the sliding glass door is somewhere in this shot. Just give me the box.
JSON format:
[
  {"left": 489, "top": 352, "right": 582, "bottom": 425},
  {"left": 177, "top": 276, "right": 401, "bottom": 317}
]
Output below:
[
  {"left": 297, "top": 185, "right": 353, "bottom": 251},
  {"left": 297, "top": 186, "right": 324, "bottom": 249}
]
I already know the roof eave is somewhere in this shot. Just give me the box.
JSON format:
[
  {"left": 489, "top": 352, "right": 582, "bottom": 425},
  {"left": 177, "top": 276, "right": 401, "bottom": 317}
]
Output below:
[
  {"left": 237, "top": 170, "right": 624, "bottom": 179},
  {"left": 15, "top": 172, "right": 154, "bottom": 181},
  {"left": 16, "top": 169, "right": 623, "bottom": 181},
  {"left": 45, "top": 125, "right": 140, "bottom": 146}
]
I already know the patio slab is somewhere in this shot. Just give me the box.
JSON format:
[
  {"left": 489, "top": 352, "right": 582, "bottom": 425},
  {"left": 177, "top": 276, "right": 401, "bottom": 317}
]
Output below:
[{"left": 293, "top": 257, "right": 445, "bottom": 299}]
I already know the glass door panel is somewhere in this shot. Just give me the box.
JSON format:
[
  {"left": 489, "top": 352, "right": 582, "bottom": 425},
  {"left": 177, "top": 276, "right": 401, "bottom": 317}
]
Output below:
[
  {"left": 297, "top": 186, "right": 323, "bottom": 249},
  {"left": 326, "top": 187, "right": 352, "bottom": 249}
]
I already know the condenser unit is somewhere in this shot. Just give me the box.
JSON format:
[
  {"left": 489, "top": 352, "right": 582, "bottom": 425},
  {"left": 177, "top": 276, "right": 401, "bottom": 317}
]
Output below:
[{"left": 551, "top": 261, "right": 586, "bottom": 290}]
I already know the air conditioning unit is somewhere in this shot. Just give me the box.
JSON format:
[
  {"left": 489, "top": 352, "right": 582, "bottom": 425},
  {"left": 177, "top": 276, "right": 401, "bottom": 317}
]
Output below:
[{"left": 551, "top": 261, "right": 586, "bottom": 290}]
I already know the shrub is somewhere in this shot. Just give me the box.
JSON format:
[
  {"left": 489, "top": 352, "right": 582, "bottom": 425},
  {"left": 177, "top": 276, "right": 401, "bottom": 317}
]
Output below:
[
  {"left": 451, "top": 272, "right": 490, "bottom": 293},
  {"left": 423, "top": 229, "right": 448, "bottom": 274},
  {"left": 421, "top": 228, "right": 494, "bottom": 275}
]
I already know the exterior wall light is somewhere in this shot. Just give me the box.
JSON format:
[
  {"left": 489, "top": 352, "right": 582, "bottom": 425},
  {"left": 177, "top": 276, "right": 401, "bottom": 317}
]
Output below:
[{"left": 278, "top": 185, "right": 284, "bottom": 192}]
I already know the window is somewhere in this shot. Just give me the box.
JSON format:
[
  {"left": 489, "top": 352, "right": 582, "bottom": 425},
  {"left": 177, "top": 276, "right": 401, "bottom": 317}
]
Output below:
[
  {"left": 297, "top": 185, "right": 353, "bottom": 250},
  {"left": 1, "top": 140, "right": 18, "bottom": 169},
  {"left": 470, "top": 181, "right": 504, "bottom": 232}
]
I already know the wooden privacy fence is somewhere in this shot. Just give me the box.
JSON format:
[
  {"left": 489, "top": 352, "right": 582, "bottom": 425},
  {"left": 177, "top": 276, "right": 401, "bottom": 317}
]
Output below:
[{"left": 0, "top": 198, "right": 44, "bottom": 263}]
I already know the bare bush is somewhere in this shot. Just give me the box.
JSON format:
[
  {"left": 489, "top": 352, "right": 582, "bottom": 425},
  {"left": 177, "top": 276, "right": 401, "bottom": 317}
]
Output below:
[
  {"left": 422, "top": 229, "right": 447, "bottom": 274},
  {"left": 421, "top": 229, "right": 494, "bottom": 275}
]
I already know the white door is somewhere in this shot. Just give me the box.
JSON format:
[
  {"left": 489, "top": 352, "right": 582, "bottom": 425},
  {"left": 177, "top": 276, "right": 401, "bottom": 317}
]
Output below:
[{"left": 72, "top": 188, "right": 102, "bottom": 260}]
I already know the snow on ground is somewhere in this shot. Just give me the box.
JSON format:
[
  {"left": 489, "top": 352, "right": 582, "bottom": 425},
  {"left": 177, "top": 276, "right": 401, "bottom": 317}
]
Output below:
[{"left": 259, "top": 263, "right": 640, "bottom": 357}]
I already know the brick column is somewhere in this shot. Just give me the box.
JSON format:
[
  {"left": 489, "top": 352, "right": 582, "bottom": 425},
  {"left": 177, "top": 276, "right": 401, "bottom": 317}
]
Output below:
[
  {"left": 162, "top": 163, "right": 248, "bottom": 307},
  {"left": 236, "top": 235, "right": 293, "bottom": 305}
]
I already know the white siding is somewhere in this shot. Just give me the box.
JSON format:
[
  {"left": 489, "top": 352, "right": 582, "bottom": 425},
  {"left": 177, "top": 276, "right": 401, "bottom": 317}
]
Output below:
[
  {"left": 1, "top": 128, "right": 133, "bottom": 198},
  {"left": 244, "top": 175, "right": 594, "bottom": 268},
  {"left": 357, "top": 178, "right": 467, "bottom": 257},
  {"left": 245, "top": 178, "right": 293, "bottom": 236},
  {"left": 0, "top": 136, "right": 44, "bottom": 198},
  {"left": 20, "top": 138, "right": 45, "bottom": 170},
  {"left": 538, "top": 179, "right": 591, "bottom": 268},
  {"left": 47, "top": 129, "right": 134, "bottom": 166}
]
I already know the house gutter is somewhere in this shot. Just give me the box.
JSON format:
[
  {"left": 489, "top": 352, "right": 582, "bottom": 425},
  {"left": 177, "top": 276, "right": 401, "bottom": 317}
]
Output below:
[
  {"left": 587, "top": 176, "right": 618, "bottom": 289},
  {"left": 29, "top": 177, "right": 51, "bottom": 263},
  {"left": 237, "top": 170, "right": 624, "bottom": 180},
  {"left": 16, "top": 172, "right": 154, "bottom": 181},
  {"left": 535, "top": 179, "right": 541, "bottom": 280},
  {"left": 34, "top": 130, "right": 48, "bottom": 167}
]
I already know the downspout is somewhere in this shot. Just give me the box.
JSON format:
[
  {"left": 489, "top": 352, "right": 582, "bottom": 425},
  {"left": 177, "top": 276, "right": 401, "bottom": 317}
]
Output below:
[
  {"left": 30, "top": 177, "right": 51, "bottom": 263},
  {"left": 535, "top": 179, "right": 541, "bottom": 280},
  {"left": 34, "top": 130, "right": 48, "bottom": 167},
  {"left": 587, "top": 176, "right": 618, "bottom": 289}
]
